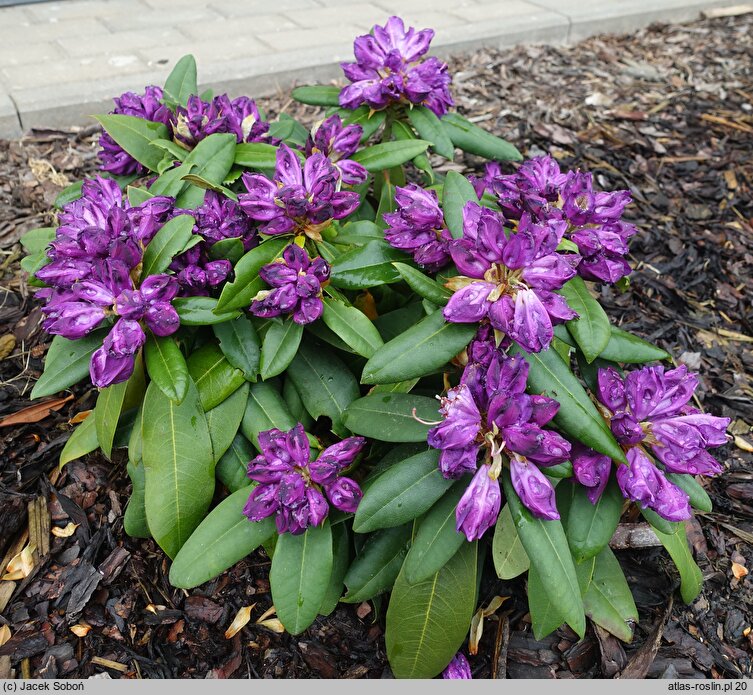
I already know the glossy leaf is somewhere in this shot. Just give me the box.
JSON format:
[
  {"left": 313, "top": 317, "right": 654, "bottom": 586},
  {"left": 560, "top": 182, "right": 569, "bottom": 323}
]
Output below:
[
  {"left": 442, "top": 170, "right": 478, "bottom": 239},
  {"left": 206, "top": 382, "right": 249, "bottom": 463},
  {"left": 211, "top": 316, "right": 261, "bottom": 382},
  {"left": 319, "top": 523, "right": 351, "bottom": 616},
  {"left": 560, "top": 277, "right": 611, "bottom": 364},
  {"left": 31, "top": 331, "right": 106, "bottom": 399},
  {"left": 291, "top": 85, "right": 341, "bottom": 106},
  {"left": 144, "top": 334, "right": 189, "bottom": 404},
  {"left": 260, "top": 318, "right": 303, "bottom": 380},
  {"left": 93, "top": 114, "right": 170, "bottom": 172},
  {"left": 350, "top": 139, "right": 431, "bottom": 172},
  {"left": 334, "top": 220, "right": 383, "bottom": 246},
  {"left": 407, "top": 105, "right": 454, "bottom": 159},
  {"left": 393, "top": 262, "right": 451, "bottom": 306},
  {"left": 94, "top": 378, "right": 130, "bottom": 459},
  {"left": 187, "top": 342, "right": 245, "bottom": 411},
  {"left": 666, "top": 473, "right": 712, "bottom": 513},
  {"left": 599, "top": 327, "right": 670, "bottom": 363},
  {"left": 175, "top": 133, "right": 237, "bottom": 208},
  {"left": 208, "top": 237, "right": 245, "bottom": 264},
  {"left": 441, "top": 112, "right": 522, "bottom": 161},
  {"left": 162, "top": 54, "right": 197, "bottom": 107},
  {"left": 234, "top": 142, "right": 278, "bottom": 169},
  {"left": 492, "top": 504, "right": 530, "bottom": 580},
  {"left": 59, "top": 413, "right": 98, "bottom": 468},
  {"left": 140, "top": 214, "right": 195, "bottom": 280},
  {"left": 653, "top": 521, "right": 704, "bottom": 603},
  {"left": 124, "top": 461, "right": 150, "bottom": 538},
  {"left": 342, "top": 392, "right": 440, "bottom": 442},
  {"left": 343, "top": 105, "right": 386, "bottom": 141},
  {"left": 321, "top": 298, "right": 383, "bottom": 358},
  {"left": 19, "top": 227, "right": 55, "bottom": 254},
  {"left": 216, "top": 433, "right": 255, "bottom": 493},
  {"left": 173, "top": 296, "right": 241, "bottom": 325},
  {"left": 54, "top": 180, "right": 83, "bottom": 209},
  {"left": 329, "top": 240, "right": 404, "bottom": 290},
  {"left": 241, "top": 381, "right": 296, "bottom": 450},
  {"left": 527, "top": 565, "right": 567, "bottom": 640}
]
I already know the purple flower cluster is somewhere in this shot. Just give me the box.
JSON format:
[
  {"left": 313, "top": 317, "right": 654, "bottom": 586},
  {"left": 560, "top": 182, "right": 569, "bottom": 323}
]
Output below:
[
  {"left": 249, "top": 244, "right": 329, "bottom": 325},
  {"left": 244, "top": 424, "right": 365, "bottom": 535},
  {"left": 305, "top": 115, "right": 368, "bottom": 186},
  {"left": 443, "top": 653, "right": 472, "bottom": 679},
  {"left": 428, "top": 351, "right": 570, "bottom": 540},
  {"left": 442, "top": 201, "right": 579, "bottom": 353},
  {"left": 99, "top": 86, "right": 173, "bottom": 176},
  {"left": 481, "top": 156, "right": 636, "bottom": 284},
  {"left": 573, "top": 365, "right": 729, "bottom": 521},
  {"left": 339, "top": 16, "right": 453, "bottom": 117},
  {"left": 36, "top": 177, "right": 181, "bottom": 387},
  {"left": 383, "top": 184, "right": 452, "bottom": 272},
  {"left": 239, "top": 144, "right": 360, "bottom": 239}
]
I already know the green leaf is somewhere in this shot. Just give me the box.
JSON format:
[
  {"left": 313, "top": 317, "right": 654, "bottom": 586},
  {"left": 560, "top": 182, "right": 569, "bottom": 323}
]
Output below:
[
  {"left": 144, "top": 334, "right": 189, "bottom": 403},
  {"left": 174, "top": 296, "right": 241, "bottom": 325},
  {"left": 321, "top": 298, "right": 383, "bottom": 358},
  {"left": 501, "top": 470, "right": 586, "bottom": 637},
  {"left": 334, "top": 220, "right": 384, "bottom": 246},
  {"left": 350, "top": 140, "right": 431, "bottom": 172},
  {"left": 54, "top": 180, "right": 83, "bottom": 209},
  {"left": 176, "top": 134, "right": 237, "bottom": 208},
  {"left": 509, "top": 343, "right": 627, "bottom": 464},
  {"left": 20, "top": 249, "right": 50, "bottom": 283},
  {"left": 283, "top": 377, "right": 314, "bottom": 428},
  {"left": 206, "top": 382, "right": 248, "bottom": 463},
  {"left": 140, "top": 214, "right": 195, "bottom": 280},
  {"left": 162, "top": 54, "right": 197, "bottom": 107},
  {"left": 59, "top": 414, "right": 98, "bottom": 468},
  {"left": 187, "top": 343, "right": 245, "bottom": 411},
  {"left": 599, "top": 327, "right": 670, "bottom": 363},
  {"left": 241, "top": 381, "right": 296, "bottom": 450},
  {"left": 560, "top": 277, "right": 611, "bottom": 363},
  {"left": 124, "top": 461, "right": 150, "bottom": 538},
  {"left": 319, "top": 523, "right": 351, "bottom": 616},
  {"left": 353, "top": 449, "right": 452, "bottom": 533},
  {"left": 653, "top": 521, "right": 704, "bottom": 604},
  {"left": 286, "top": 341, "right": 359, "bottom": 437},
  {"left": 342, "top": 525, "right": 411, "bottom": 603},
  {"left": 392, "top": 262, "right": 451, "bottom": 306},
  {"left": 19, "top": 227, "right": 55, "bottom": 254},
  {"left": 342, "top": 106, "right": 386, "bottom": 141},
  {"left": 149, "top": 161, "right": 196, "bottom": 198},
  {"left": 407, "top": 106, "right": 455, "bottom": 160},
  {"left": 93, "top": 114, "right": 170, "bottom": 172},
  {"left": 403, "top": 480, "right": 467, "bottom": 584},
  {"left": 212, "top": 316, "right": 260, "bottom": 382},
  {"left": 208, "top": 237, "right": 245, "bottom": 265},
  {"left": 260, "top": 318, "right": 304, "bottom": 380},
  {"left": 270, "top": 521, "right": 333, "bottom": 634},
  {"left": 291, "top": 85, "right": 341, "bottom": 106},
  {"left": 142, "top": 378, "right": 214, "bottom": 558},
  {"left": 216, "top": 433, "right": 255, "bottom": 492},
  {"left": 391, "top": 120, "right": 433, "bottom": 182},
  {"left": 342, "top": 392, "right": 440, "bottom": 442},
  {"left": 666, "top": 473, "right": 713, "bottom": 513},
  {"left": 386, "top": 540, "right": 477, "bottom": 678},
  {"left": 640, "top": 507, "right": 678, "bottom": 536},
  {"left": 95, "top": 378, "right": 130, "bottom": 459},
  {"left": 442, "top": 170, "right": 478, "bottom": 239},
  {"left": 527, "top": 565, "right": 567, "bottom": 640},
  {"left": 180, "top": 173, "right": 237, "bottom": 200},
  {"left": 362, "top": 309, "right": 476, "bottom": 384},
  {"left": 576, "top": 548, "right": 638, "bottom": 642},
  {"left": 329, "top": 240, "right": 404, "bottom": 290},
  {"left": 169, "top": 486, "right": 275, "bottom": 589},
  {"left": 215, "top": 237, "right": 289, "bottom": 312},
  {"left": 31, "top": 331, "right": 105, "bottom": 399},
  {"left": 492, "top": 504, "right": 530, "bottom": 579},
  {"left": 268, "top": 115, "right": 309, "bottom": 147},
  {"left": 127, "top": 404, "right": 143, "bottom": 465},
  {"left": 149, "top": 139, "right": 188, "bottom": 163},
  {"left": 441, "top": 112, "right": 522, "bottom": 161},
  {"left": 234, "top": 142, "right": 279, "bottom": 169},
  {"left": 557, "top": 478, "right": 624, "bottom": 563}
]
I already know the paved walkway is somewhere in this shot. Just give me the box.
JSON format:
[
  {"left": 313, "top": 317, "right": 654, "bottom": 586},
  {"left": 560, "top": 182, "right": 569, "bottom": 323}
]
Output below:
[{"left": 0, "top": 0, "right": 743, "bottom": 138}]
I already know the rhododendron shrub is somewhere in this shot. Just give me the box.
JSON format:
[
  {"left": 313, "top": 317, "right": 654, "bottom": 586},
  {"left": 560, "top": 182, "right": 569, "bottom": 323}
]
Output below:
[{"left": 21, "top": 21, "right": 728, "bottom": 680}]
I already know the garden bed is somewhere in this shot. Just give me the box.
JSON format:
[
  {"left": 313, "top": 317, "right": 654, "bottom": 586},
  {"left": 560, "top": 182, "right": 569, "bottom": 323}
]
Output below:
[{"left": 0, "top": 11, "right": 752, "bottom": 679}]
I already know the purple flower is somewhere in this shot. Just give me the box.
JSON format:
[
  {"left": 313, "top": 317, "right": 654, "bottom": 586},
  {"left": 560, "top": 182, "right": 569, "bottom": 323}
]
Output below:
[
  {"left": 443, "top": 652, "right": 472, "bottom": 679},
  {"left": 442, "top": 202, "right": 578, "bottom": 352},
  {"left": 455, "top": 464, "right": 502, "bottom": 541},
  {"left": 572, "top": 444, "right": 611, "bottom": 504},
  {"left": 339, "top": 16, "right": 453, "bottom": 117},
  {"left": 243, "top": 424, "right": 365, "bottom": 534},
  {"left": 509, "top": 455, "right": 558, "bottom": 520},
  {"left": 306, "top": 115, "right": 368, "bottom": 185},
  {"left": 90, "top": 318, "right": 146, "bottom": 387},
  {"left": 383, "top": 184, "right": 452, "bottom": 272},
  {"left": 192, "top": 190, "right": 257, "bottom": 250},
  {"left": 98, "top": 86, "right": 173, "bottom": 176},
  {"left": 239, "top": 145, "right": 360, "bottom": 240},
  {"left": 249, "top": 243, "right": 329, "bottom": 325}
]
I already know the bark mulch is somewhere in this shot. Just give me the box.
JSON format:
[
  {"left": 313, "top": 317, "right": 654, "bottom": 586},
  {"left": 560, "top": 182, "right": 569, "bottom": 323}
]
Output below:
[{"left": 0, "top": 10, "right": 752, "bottom": 679}]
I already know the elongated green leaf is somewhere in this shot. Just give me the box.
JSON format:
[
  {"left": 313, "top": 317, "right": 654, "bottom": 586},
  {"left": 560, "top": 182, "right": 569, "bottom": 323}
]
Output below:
[
  {"left": 599, "top": 327, "right": 670, "bottom": 363},
  {"left": 260, "top": 318, "right": 303, "bottom": 380},
  {"left": 208, "top": 237, "right": 244, "bottom": 264},
  {"left": 54, "top": 180, "right": 83, "bottom": 209},
  {"left": 283, "top": 377, "right": 314, "bottom": 428},
  {"left": 144, "top": 334, "right": 189, "bottom": 404},
  {"left": 241, "top": 381, "right": 296, "bottom": 449},
  {"left": 31, "top": 331, "right": 106, "bottom": 399},
  {"left": 170, "top": 486, "right": 274, "bottom": 589},
  {"left": 234, "top": 142, "right": 278, "bottom": 169},
  {"left": 271, "top": 521, "right": 333, "bottom": 634},
  {"left": 492, "top": 504, "right": 530, "bottom": 579},
  {"left": 94, "top": 114, "right": 170, "bottom": 172},
  {"left": 386, "top": 540, "right": 477, "bottom": 679},
  {"left": 363, "top": 310, "right": 476, "bottom": 384},
  {"left": 142, "top": 378, "right": 214, "bottom": 558},
  {"left": 653, "top": 521, "right": 704, "bottom": 603},
  {"left": 124, "top": 461, "right": 150, "bottom": 538},
  {"left": 187, "top": 343, "right": 245, "bottom": 411},
  {"left": 502, "top": 470, "right": 586, "bottom": 637},
  {"left": 215, "top": 237, "right": 290, "bottom": 312},
  {"left": 560, "top": 277, "right": 611, "bottom": 363},
  {"left": 353, "top": 449, "right": 452, "bottom": 533},
  {"left": 216, "top": 433, "right": 255, "bottom": 492},
  {"left": 342, "top": 392, "right": 440, "bottom": 442},
  {"left": 342, "top": 525, "right": 411, "bottom": 603},
  {"left": 212, "top": 316, "right": 260, "bottom": 382},
  {"left": 163, "top": 54, "right": 197, "bottom": 107},
  {"left": 351, "top": 140, "right": 431, "bottom": 172},
  {"left": 441, "top": 112, "right": 522, "bottom": 161},
  {"left": 510, "top": 343, "right": 627, "bottom": 464},
  {"left": 174, "top": 296, "right": 241, "bottom": 325},
  {"left": 59, "top": 413, "right": 98, "bottom": 468},
  {"left": 391, "top": 120, "right": 433, "bottom": 181},
  {"left": 127, "top": 404, "right": 143, "bottom": 465},
  {"left": 206, "top": 382, "right": 248, "bottom": 463},
  {"left": 403, "top": 480, "right": 467, "bottom": 584},
  {"left": 268, "top": 115, "right": 309, "bottom": 147},
  {"left": 442, "top": 170, "right": 478, "bottom": 239},
  {"left": 149, "top": 160, "right": 196, "bottom": 198},
  {"left": 334, "top": 220, "right": 383, "bottom": 246},
  {"left": 342, "top": 105, "right": 386, "bottom": 141},
  {"left": 393, "top": 262, "right": 451, "bottom": 306},
  {"left": 286, "top": 341, "right": 359, "bottom": 437},
  {"left": 321, "top": 298, "right": 383, "bottom": 358},
  {"left": 19, "top": 227, "right": 55, "bottom": 254},
  {"left": 291, "top": 85, "right": 341, "bottom": 106},
  {"left": 329, "top": 240, "right": 404, "bottom": 290},
  {"left": 527, "top": 565, "right": 567, "bottom": 639},
  {"left": 149, "top": 138, "right": 188, "bottom": 163},
  {"left": 319, "top": 523, "right": 351, "bottom": 616},
  {"left": 666, "top": 473, "right": 712, "bottom": 513},
  {"left": 175, "top": 133, "right": 237, "bottom": 208},
  {"left": 95, "top": 378, "right": 130, "bottom": 459},
  {"left": 407, "top": 106, "right": 454, "bottom": 159},
  {"left": 640, "top": 506, "right": 678, "bottom": 536},
  {"left": 576, "top": 548, "right": 638, "bottom": 642},
  {"left": 140, "top": 214, "right": 195, "bottom": 280}
]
